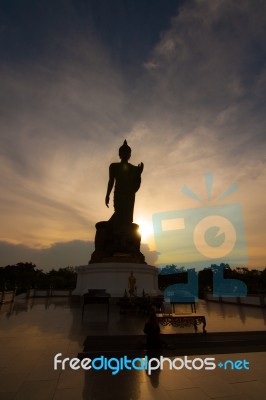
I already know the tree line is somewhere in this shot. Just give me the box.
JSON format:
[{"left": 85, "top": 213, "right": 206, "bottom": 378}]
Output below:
[
  {"left": 0, "top": 262, "right": 77, "bottom": 294},
  {"left": 158, "top": 264, "right": 266, "bottom": 297},
  {"left": 1, "top": 262, "right": 266, "bottom": 296}
]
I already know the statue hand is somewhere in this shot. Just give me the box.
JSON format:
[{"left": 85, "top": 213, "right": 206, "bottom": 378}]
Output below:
[
  {"left": 105, "top": 195, "right": 109, "bottom": 208},
  {"left": 138, "top": 162, "right": 144, "bottom": 174}
]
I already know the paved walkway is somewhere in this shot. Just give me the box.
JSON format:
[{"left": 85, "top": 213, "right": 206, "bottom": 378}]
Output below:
[{"left": 0, "top": 297, "right": 265, "bottom": 399}]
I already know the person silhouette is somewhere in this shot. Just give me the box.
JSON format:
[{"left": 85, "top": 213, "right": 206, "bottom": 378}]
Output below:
[{"left": 144, "top": 309, "right": 161, "bottom": 349}]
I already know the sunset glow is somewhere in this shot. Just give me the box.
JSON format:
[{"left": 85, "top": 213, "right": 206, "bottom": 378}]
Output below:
[
  {"left": 136, "top": 219, "right": 154, "bottom": 242},
  {"left": 0, "top": 0, "right": 265, "bottom": 270}
]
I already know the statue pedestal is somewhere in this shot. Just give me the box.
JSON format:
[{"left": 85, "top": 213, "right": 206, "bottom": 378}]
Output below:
[
  {"left": 72, "top": 263, "right": 159, "bottom": 297},
  {"left": 89, "top": 221, "right": 146, "bottom": 264}
]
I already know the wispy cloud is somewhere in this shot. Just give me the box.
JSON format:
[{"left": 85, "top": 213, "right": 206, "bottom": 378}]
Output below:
[{"left": 0, "top": 0, "right": 266, "bottom": 268}]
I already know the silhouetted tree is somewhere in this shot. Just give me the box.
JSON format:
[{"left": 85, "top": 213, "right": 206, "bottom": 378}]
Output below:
[{"left": 0, "top": 263, "right": 77, "bottom": 293}]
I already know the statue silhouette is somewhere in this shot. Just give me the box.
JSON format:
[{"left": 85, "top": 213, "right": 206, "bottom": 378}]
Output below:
[
  {"left": 105, "top": 140, "right": 144, "bottom": 232},
  {"left": 89, "top": 140, "right": 146, "bottom": 264}
]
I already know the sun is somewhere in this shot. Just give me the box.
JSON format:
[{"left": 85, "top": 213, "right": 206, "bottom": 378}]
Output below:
[{"left": 135, "top": 218, "right": 153, "bottom": 241}]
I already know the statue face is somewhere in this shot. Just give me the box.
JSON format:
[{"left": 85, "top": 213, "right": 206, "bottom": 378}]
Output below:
[{"left": 119, "top": 148, "right": 131, "bottom": 161}]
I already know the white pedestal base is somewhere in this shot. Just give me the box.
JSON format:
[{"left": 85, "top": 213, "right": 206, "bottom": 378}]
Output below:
[{"left": 72, "top": 263, "right": 159, "bottom": 297}]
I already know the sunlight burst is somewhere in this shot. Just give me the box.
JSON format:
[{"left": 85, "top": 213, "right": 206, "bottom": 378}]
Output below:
[{"left": 136, "top": 218, "right": 153, "bottom": 241}]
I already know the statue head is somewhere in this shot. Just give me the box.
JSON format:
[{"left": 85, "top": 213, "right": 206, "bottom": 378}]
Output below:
[{"left": 119, "top": 140, "right": 131, "bottom": 161}]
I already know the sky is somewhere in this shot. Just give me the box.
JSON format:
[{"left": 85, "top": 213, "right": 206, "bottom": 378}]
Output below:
[{"left": 0, "top": 0, "right": 266, "bottom": 271}]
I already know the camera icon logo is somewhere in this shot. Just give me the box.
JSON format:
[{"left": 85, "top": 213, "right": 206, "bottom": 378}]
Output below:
[{"left": 152, "top": 174, "right": 247, "bottom": 270}]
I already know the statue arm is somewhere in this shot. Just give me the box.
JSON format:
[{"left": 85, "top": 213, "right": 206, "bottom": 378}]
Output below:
[
  {"left": 138, "top": 162, "right": 144, "bottom": 174},
  {"left": 134, "top": 162, "right": 144, "bottom": 192},
  {"left": 105, "top": 164, "right": 115, "bottom": 207}
]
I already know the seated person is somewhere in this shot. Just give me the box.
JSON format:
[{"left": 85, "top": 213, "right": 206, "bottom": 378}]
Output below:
[{"left": 144, "top": 309, "right": 161, "bottom": 349}]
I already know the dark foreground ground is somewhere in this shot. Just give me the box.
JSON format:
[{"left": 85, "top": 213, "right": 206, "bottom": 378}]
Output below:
[{"left": 0, "top": 297, "right": 265, "bottom": 399}]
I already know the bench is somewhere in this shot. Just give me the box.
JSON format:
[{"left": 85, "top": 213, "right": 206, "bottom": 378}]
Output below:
[
  {"left": 82, "top": 289, "right": 110, "bottom": 318},
  {"left": 118, "top": 295, "right": 164, "bottom": 314},
  {"left": 170, "top": 301, "right": 196, "bottom": 313},
  {"left": 156, "top": 313, "right": 207, "bottom": 333}
]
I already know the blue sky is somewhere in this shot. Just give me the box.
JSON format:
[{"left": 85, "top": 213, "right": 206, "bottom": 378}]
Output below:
[{"left": 0, "top": 0, "right": 266, "bottom": 270}]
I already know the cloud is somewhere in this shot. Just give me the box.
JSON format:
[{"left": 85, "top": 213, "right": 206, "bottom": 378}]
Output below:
[
  {"left": 127, "top": 0, "right": 266, "bottom": 194},
  {"left": 131, "top": 0, "right": 266, "bottom": 268},
  {"left": 140, "top": 244, "right": 158, "bottom": 266},
  {"left": 0, "top": 240, "right": 158, "bottom": 271},
  {"left": 141, "top": 0, "right": 266, "bottom": 151},
  {"left": 0, "top": 28, "right": 138, "bottom": 247},
  {"left": 0, "top": 240, "right": 93, "bottom": 271},
  {"left": 0, "top": 0, "right": 266, "bottom": 268}
]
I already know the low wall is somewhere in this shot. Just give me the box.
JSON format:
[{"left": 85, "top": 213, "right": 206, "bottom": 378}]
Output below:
[
  {"left": 73, "top": 263, "right": 159, "bottom": 297},
  {"left": 205, "top": 293, "right": 266, "bottom": 307},
  {"left": 26, "top": 289, "right": 73, "bottom": 298}
]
